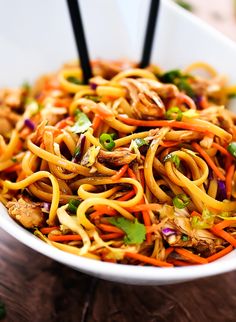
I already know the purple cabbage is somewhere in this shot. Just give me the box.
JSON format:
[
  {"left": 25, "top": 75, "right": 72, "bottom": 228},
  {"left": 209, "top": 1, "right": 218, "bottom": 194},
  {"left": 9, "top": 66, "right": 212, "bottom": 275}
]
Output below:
[
  {"left": 162, "top": 228, "right": 176, "bottom": 237},
  {"left": 24, "top": 119, "right": 35, "bottom": 130},
  {"left": 90, "top": 82, "right": 97, "bottom": 90},
  {"left": 72, "top": 135, "right": 86, "bottom": 163},
  {"left": 217, "top": 180, "right": 227, "bottom": 201},
  {"left": 43, "top": 202, "right": 51, "bottom": 212}
]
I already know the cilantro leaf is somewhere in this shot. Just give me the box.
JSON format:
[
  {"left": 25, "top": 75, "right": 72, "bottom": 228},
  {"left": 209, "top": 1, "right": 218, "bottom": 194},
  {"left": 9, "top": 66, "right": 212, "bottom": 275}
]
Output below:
[
  {"left": 109, "top": 217, "right": 146, "bottom": 244},
  {"left": 70, "top": 111, "right": 92, "bottom": 134}
]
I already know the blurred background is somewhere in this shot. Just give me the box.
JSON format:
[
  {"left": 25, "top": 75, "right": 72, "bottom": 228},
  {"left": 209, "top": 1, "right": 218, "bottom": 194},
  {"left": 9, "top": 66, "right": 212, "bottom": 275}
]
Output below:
[{"left": 174, "top": 0, "right": 236, "bottom": 41}]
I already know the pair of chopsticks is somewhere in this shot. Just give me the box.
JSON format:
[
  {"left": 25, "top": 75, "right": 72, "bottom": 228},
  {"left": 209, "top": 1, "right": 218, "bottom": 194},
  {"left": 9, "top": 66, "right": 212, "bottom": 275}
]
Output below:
[{"left": 66, "top": 0, "right": 160, "bottom": 83}]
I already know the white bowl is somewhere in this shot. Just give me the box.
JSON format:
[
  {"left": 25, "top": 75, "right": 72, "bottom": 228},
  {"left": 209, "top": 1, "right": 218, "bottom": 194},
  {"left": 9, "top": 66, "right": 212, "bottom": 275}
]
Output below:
[{"left": 0, "top": 0, "right": 236, "bottom": 285}]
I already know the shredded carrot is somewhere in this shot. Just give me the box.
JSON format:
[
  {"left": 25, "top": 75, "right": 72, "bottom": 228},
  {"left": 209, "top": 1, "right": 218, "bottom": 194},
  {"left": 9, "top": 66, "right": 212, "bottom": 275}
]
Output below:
[
  {"left": 55, "top": 116, "right": 73, "bottom": 129},
  {"left": 40, "top": 226, "right": 60, "bottom": 234},
  {"left": 139, "top": 169, "right": 145, "bottom": 190},
  {"left": 226, "top": 163, "right": 235, "bottom": 199},
  {"left": 192, "top": 142, "right": 225, "bottom": 180},
  {"left": 53, "top": 98, "right": 72, "bottom": 107},
  {"left": 207, "top": 245, "right": 233, "bottom": 263},
  {"left": 98, "top": 223, "right": 124, "bottom": 234},
  {"left": 89, "top": 210, "right": 105, "bottom": 220},
  {"left": 190, "top": 211, "right": 202, "bottom": 218},
  {"left": 168, "top": 259, "right": 194, "bottom": 266},
  {"left": 111, "top": 164, "right": 128, "bottom": 181},
  {"left": 212, "top": 142, "right": 232, "bottom": 158},
  {"left": 118, "top": 115, "right": 211, "bottom": 134},
  {"left": 160, "top": 141, "right": 179, "bottom": 147},
  {"left": 210, "top": 228, "right": 236, "bottom": 247},
  {"left": 19, "top": 127, "right": 31, "bottom": 139},
  {"left": 175, "top": 248, "right": 208, "bottom": 264},
  {"left": 199, "top": 95, "right": 209, "bottom": 109},
  {"left": 92, "top": 114, "right": 102, "bottom": 132},
  {"left": 48, "top": 234, "right": 82, "bottom": 241},
  {"left": 212, "top": 220, "right": 236, "bottom": 231},
  {"left": 127, "top": 167, "right": 137, "bottom": 180},
  {"left": 100, "top": 233, "right": 124, "bottom": 240},
  {"left": 4, "top": 163, "right": 22, "bottom": 173},
  {"left": 125, "top": 203, "right": 162, "bottom": 212},
  {"left": 93, "top": 205, "right": 117, "bottom": 216},
  {"left": 125, "top": 252, "right": 173, "bottom": 267},
  {"left": 165, "top": 247, "right": 174, "bottom": 258},
  {"left": 117, "top": 190, "right": 136, "bottom": 201}
]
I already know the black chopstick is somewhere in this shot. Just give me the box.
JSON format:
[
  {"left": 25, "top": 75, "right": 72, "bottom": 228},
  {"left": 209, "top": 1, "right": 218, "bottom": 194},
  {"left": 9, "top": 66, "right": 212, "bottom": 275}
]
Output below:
[
  {"left": 139, "top": 0, "right": 160, "bottom": 68},
  {"left": 66, "top": 0, "right": 92, "bottom": 83}
]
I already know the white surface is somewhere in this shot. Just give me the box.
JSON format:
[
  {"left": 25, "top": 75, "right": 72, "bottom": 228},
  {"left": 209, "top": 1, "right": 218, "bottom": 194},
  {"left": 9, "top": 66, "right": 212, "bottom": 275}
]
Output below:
[{"left": 0, "top": 0, "right": 236, "bottom": 284}]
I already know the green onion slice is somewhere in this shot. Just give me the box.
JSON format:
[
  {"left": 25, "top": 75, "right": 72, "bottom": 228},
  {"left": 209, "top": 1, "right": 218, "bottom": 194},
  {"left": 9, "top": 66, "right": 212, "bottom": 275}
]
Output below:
[
  {"left": 173, "top": 194, "right": 190, "bottom": 209},
  {"left": 68, "top": 199, "right": 81, "bottom": 213},
  {"left": 165, "top": 107, "right": 183, "bottom": 121},
  {"left": 99, "top": 133, "right": 115, "bottom": 151},
  {"left": 227, "top": 142, "right": 236, "bottom": 158}
]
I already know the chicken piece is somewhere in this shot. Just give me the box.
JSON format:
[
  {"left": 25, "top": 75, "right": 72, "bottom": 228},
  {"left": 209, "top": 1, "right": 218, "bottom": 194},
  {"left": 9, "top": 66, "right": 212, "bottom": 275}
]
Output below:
[
  {"left": 190, "top": 75, "right": 227, "bottom": 97},
  {"left": 161, "top": 215, "right": 220, "bottom": 256},
  {"left": 139, "top": 78, "right": 179, "bottom": 99},
  {"left": 0, "top": 105, "right": 20, "bottom": 135},
  {"left": 98, "top": 148, "right": 137, "bottom": 166},
  {"left": 120, "top": 78, "right": 165, "bottom": 119},
  {"left": 6, "top": 198, "right": 45, "bottom": 228},
  {"left": 93, "top": 60, "right": 136, "bottom": 79},
  {"left": 0, "top": 88, "right": 23, "bottom": 108}
]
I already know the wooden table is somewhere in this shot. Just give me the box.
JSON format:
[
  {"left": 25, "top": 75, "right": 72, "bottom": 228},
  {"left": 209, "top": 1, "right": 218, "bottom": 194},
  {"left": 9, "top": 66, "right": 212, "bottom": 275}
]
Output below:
[
  {"left": 1, "top": 2, "right": 236, "bottom": 321},
  {"left": 1, "top": 227, "right": 236, "bottom": 322}
]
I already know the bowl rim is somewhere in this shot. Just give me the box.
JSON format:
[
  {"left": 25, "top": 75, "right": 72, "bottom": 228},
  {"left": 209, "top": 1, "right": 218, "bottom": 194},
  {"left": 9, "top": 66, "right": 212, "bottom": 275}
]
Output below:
[{"left": 1, "top": 203, "right": 236, "bottom": 282}]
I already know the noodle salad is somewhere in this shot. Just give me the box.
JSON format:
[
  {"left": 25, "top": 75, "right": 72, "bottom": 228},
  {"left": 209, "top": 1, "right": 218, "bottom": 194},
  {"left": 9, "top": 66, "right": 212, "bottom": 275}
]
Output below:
[{"left": 1, "top": 60, "right": 236, "bottom": 267}]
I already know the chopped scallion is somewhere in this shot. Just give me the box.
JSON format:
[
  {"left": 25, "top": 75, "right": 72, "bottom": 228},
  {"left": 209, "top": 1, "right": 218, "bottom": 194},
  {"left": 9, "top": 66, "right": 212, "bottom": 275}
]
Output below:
[
  {"left": 173, "top": 194, "right": 190, "bottom": 209},
  {"left": 99, "top": 133, "right": 115, "bottom": 151}
]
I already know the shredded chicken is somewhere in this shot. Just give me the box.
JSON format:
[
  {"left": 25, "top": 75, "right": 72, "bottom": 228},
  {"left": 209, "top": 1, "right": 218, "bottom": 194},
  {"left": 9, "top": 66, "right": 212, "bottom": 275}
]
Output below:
[
  {"left": 120, "top": 78, "right": 166, "bottom": 119},
  {"left": 98, "top": 148, "right": 137, "bottom": 166},
  {"left": 0, "top": 88, "right": 23, "bottom": 108},
  {"left": 6, "top": 198, "right": 45, "bottom": 228},
  {"left": 190, "top": 75, "right": 227, "bottom": 97}
]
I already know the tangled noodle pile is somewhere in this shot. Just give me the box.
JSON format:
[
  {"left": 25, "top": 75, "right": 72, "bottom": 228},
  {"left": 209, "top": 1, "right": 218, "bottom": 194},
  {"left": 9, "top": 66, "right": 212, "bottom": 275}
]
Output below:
[{"left": 1, "top": 60, "right": 236, "bottom": 267}]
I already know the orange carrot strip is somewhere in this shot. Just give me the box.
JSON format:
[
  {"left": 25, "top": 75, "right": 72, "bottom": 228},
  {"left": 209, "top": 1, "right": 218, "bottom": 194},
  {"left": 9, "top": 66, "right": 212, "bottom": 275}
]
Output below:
[
  {"left": 142, "top": 210, "right": 152, "bottom": 244},
  {"left": 212, "top": 142, "right": 233, "bottom": 158},
  {"left": 226, "top": 163, "right": 235, "bottom": 199},
  {"left": 4, "top": 163, "right": 22, "bottom": 173},
  {"left": 190, "top": 211, "right": 202, "bottom": 218},
  {"left": 127, "top": 167, "right": 137, "bottom": 180},
  {"left": 210, "top": 228, "right": 236, "bottom": 247},
  {"left": 118, "top": 115, "right": 211, "bottom": 133},
  {"left": 53, "top": 98, "right": 72, "bottom": 107},
  {"left": 192, "top": 142, "right": 225, "bottom": 180},
  {"left": 212, "top": 220, "right": 236, "bottom": 231},
  {"left": 207, "top": 245, "right": 233, "bottom": 263},
  {"left": 100, "top": 233, "right": 124, "bottom": 240},
  {"left": 111, "top": 164, "right": 128, "bottom": 181},
  {"left": 40, "top": 226, "right": 60, "bottom": 234},
  {"left": 125, "top": 203, "right": 162, "bottom": 212},
  {"left": 125, "top": 252, "right": 173, "bottom": 267},
  {"left": 48, "top": 234, "right": 82, "bottom": 241},
  {"left": 160, "top": 141, "right": 179, "bottom": 147},
  {"left": 89, "top": 210, "right": 104, "bottom": 220},
  {"left": 117, "top": 190, "right": 136, "bottom": 201},
  {"left": 92, "top": 114, "right": 102, "bottom": 132},
  {"left": 165, "top": 247, "right": 174, "bottom": 257},
  {"left": 55, "top": 116, "right": 73, "bottom": 129},
  {"left": 19, "top": 127, "right": 31, "bottom": 139},
  {"left": 175, "top": 248, "right": 208, "bottom": 264},
  {"left": 168, "top": 259, "right": 194, "bottom": 266},
  {"left": 139, "top": 169, "right": 145, "bottom": 190},
  {"left": 93, "top": 205, "right": 117, "bottom": 216},
  {"left": 98, "top": 223, "right": 124, "bottom": 234}
]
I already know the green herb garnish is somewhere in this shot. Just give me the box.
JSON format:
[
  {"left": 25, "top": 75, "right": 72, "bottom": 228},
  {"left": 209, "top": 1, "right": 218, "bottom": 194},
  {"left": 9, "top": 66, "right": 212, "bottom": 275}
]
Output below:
[
  {"left": 109, "top": 217, "right": 146, "bottom": 244},
  {"left": 84, "top": 95, "right": 100, "bottom": 102},
  {"left": 67, "top": 76, "right": 83, "bottom": 85},
  {"left": 68, "top": 199, "right": 81, "bottom": 213},
  {"left": 182, "top": 235, "right": 189, "bottom": 241},
  {"left": 134, "top": 138, "right": 149, "bottom": 148},
  {"left": 227, "top": 142, "right": 236, "bottom": 158},
  {"left": 173, "top": 194, "right": 190, "bottom": 209},
  {"left": 163, "top": 153, "right": 181, "bottom": 169},
  {"left": 165, "top": 107, "right": 183, "bottom": 121},
  {"left": 11, "top": 157, "right": 17, "bottom": 163},
  {"left": 70, "top": 111, "right": 92, "bottom": 134},
  {"left": 158, "top": 69, "right": 194, "bottom": 97},
  {"left": 191, "top": 208, "right": 215, "bottom": 229},
  {"left": 99, "top": 133, "right": 115, "bottom": 151}
]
